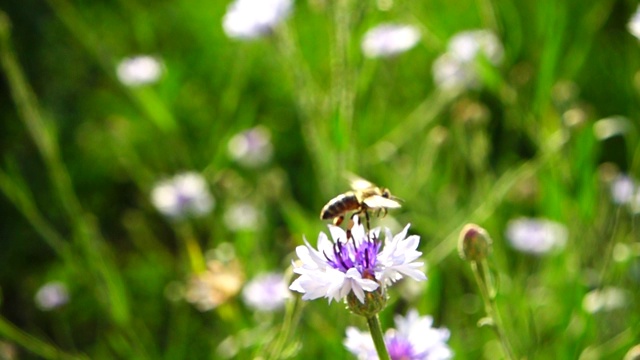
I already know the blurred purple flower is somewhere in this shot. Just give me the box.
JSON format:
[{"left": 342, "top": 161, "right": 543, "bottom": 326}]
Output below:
[
  {"left": 242, "top": 272, "right": 290, "bottom": 311},
  {"left": 35, "top": 281, "right": 69, "bottom": 311},
  {"left": 505, "top": 218, "right": 568, "bottom": 255},
  {"left": 344, "top": 309, "right": 453, "bottom": 360},
  {"left": 227, "top": 126, "right": 273, "bottom": 168},
  {"left": 610, "top": 174, "right": 635, "bottom": 205},
  {"left": 151, "top": 172, "right": 214, "bottom": 219}
]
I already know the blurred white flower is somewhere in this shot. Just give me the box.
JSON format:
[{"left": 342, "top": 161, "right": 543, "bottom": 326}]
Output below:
[
  {"left": 185, "top": 259, "right": 244, "bottom": 311},
  {"left": 242, "top": 272, "right": 290, "bottom": 311},
  {"left": 151, "top": 172, "right": 214, "bottom": 219},
  {"left": 582, "top": 287, "right": 628, "bottom": 313},
  {"left": 610, "top": 175, "right": 635, "bottom": 205},
  {"left": 361, "top": 24, "right": 421, "bottom": 58},
  {"left": 629, "top": 5, "right": 640, "bottom": 40},
  {"left": 593, "top": 116, "right": 631, "bottom": 140},
  {"left": 228, "top": 126, "right": 273, "bottom": 168},
  {"left": 432, "top": 29, "right": 503, "bottom": 90},
  {"left": 344, "top": 309, "right": 453, "bottom": 360},
  {"left": 505, "top": 218, "right": 568, "bottom": 255},
  {"left": 116, "top": 55, "right": 163, "bottom": 87},
  {"left": 224, "top": 202, "right": 262, "bottom": 231},
  {"left": 223, "top": 0, "right": 292, "bottom": 39},
  {"left": 35, "top": 281, "right": 69, "bottom": 311},
  {"left": 447, "top": 30, "right": 503, "bottom": 65},
  {"left": 432, "top": 53, "right": 478, "bottom": 90}
]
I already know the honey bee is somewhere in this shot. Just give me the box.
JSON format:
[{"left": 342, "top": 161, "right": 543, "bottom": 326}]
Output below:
[{"left": 320, "top": 178, "right": 401, "bottom": 229}]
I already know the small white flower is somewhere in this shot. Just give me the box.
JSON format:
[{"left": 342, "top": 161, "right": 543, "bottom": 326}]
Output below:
[
  {"left": 447, "top": 30, "right": 503, "bottom": 65},
  {"left": 582, "top": 287, "right": 628, "bottom": 313},
  {"left": 361, "top": 24, "right": 421, "bottom": 58},
  {"left": 222, "top": 0, "right": 293, "bottom": 39},
  {"left": 242, "top": 272, "right": 291, "bottom": 311},
  {"left": 344, "top": 309, "right": 453, "bottom": 360},
  {"left": 432, "top": 53, "right": 478, "bottom": 90},
  {"left": 116, "top": 55, "right": 163, "bottom": 87},
  {"left": 151, "top": 172, "right": 214, "bottom": 219},
  {"left": 629, "top": 5, "right": 640, "bottom": 40},
  {"left": 228, "top": 126, "right": 273, "bottom": 168},
  {"left": 505, "top": 218, "right": 568, "bottom": 255},
  {"left": 289, "top": 217, "right": 426, "bottom": 304},
  {"left": 224, "top": 202, "right": 262, "bottom": 231},
  {"left": 433, "top": 29, "right": 503, "bottom": 90},
  {"left": 35, "top": 281, "right": 69, "bottom": 311},
  {"left": 610, "top": 175, "right": 635, "bottom": 205}
]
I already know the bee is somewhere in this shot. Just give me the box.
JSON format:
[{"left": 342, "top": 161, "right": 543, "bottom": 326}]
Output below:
[{"left": 320, "top": 178, "right": 401, "bottom": 229}]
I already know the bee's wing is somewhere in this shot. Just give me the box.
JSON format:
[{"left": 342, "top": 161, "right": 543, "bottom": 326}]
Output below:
[
  {"left": 363, "top": 195, "right": 402, "bottom": 209},
  {"left": 347, "top": 174, "right": 375, "bottom": 191}
]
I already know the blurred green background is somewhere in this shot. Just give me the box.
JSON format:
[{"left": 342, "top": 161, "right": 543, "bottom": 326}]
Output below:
[{"left": 1, "top": 0, "right": 639, "bottom": 359}]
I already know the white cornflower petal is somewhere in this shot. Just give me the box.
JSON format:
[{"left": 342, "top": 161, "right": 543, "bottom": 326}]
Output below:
[
  {"left": 289, "top": 217, "right": 426, "bottom": 304},
  {"left": 362, "top": 23, "right": 421, "bottom": 58},
  {"left": 345, "top": 308, "right": 453, "bottom": 360},
  {"left": 223, "top": 0, "right": 293, "bottom": 40},
  {"left": 116, "top": 55, "right": 163, "bottom": 87}
]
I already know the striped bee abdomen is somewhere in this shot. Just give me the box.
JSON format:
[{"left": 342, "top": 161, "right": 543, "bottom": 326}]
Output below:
[{"left": 320, "top": 193, "right": 361, "bottom": 220}]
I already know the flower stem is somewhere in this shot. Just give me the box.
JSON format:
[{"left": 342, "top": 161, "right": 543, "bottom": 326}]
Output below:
[
  {"left": 176, "top": 224, "right": 206, "bottom": 273},
  {"left": 366, "top": 315, "right": 391, "bottom": 360},
  {"left": 471, "top": 259, "right": 517, "bottom": 360}
]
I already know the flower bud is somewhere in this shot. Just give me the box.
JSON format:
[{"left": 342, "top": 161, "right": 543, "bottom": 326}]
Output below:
[
  {"left": 458, "top": 224, "right": 493, "bottom": 262},
  {"left": 346, "top": 285, "right": 387, "bottom": 318}
]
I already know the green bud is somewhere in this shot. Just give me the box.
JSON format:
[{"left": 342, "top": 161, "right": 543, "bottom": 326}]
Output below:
[
  {"left": 458, "top": 223, "right": 493, "bottom": 262},
  {"left": 346, "top": 285, "right": 387, "bottom": 318}
]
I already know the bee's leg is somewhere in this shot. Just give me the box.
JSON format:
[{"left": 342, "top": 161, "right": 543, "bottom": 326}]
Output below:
[
  {"left": 363, "top": 210, "right": 371, "bottom": 235},
  {"left": 333, "top": 216, "right": 344, "bottom": 227},
  {"left": 346, "top": 216, "right": 355, "bottom": 241},
  {"left": 381, "top": 208, "right": 388, "bottom": 218}
]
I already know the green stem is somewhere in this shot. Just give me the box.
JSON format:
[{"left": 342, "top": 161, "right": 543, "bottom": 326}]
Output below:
[
  {"left": 0, "top": 315, "right": 89, "bottom": 360},
  {"left": 366, "top": 315, "right": 391, "bottom": 360},
  {"left": 176, "top": 224, "right": 206, "bottom": 273},
  {"left": 1, "top": 7, "right": 133, "bottom": 339},
  {"left": 471, "top": 260, "right": 516, "bottom": 360}
]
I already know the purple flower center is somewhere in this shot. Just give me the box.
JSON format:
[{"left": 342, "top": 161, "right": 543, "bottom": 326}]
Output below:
[
  {"left": 387, "top": 335, "right": 416, "bottom": 360},
  {"left": 325, "top": 233, "right": 380, "bottom": 278}
]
